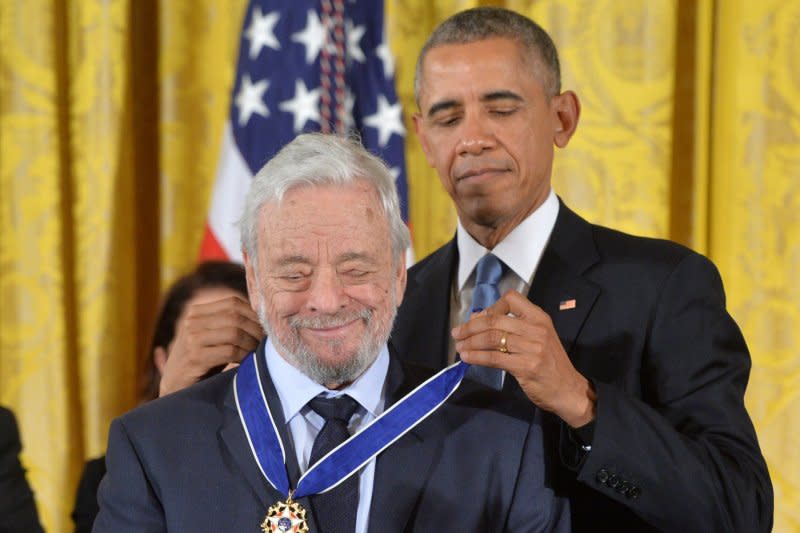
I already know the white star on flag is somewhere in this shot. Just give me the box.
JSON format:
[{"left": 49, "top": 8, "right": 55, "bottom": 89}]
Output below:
[
  {"left": 235, "top": 74, "right": 270, "bottom": 126},
  {"left": 291, "top": 9, "right": 326, "bottom": 65},
  {"left": 375, "top": 40, "right": 394, "bottom": 78},
  {"left": 200, "top": 2, "right": 411, "bottom": 264},
  {"left": 345, "top": 19, "right": 366, "bottom": 63},
  {"left": 279, "top": 79, "right": 322, "bottom": 132},
  {"left": 364, "top": 94, "right": 405, "bottom": 146},
  {"left": 245, "top": 8, "right": 281, "bottom": 59}
]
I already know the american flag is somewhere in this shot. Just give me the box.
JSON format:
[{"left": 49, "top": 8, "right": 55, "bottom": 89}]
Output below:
[{"left": 200, "top": 0, "right": 409, "bottom": 262}]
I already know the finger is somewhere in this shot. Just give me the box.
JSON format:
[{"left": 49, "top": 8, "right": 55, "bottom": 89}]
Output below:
[
  {"left": 192, "top": 344, "right": 252, "bottom": 367},
  {"left": 185, "top": 299, "right": 258, "bottom": 324},
  {"left": 189, "top": 294, "right": 251, "bottom": 313},
  {"left": 455, "top": 328, "right": 542, "bottom": 356},
  {"left": 181, "top": 306, "right": 264, "bottom": 342},
  {"left": 236, "top": 314, "right": 265, "bottom": 341},
  {"left": 183, "top": 324, "right": 262, "bottom": 351},
  {"left": 487, "top": 291, "right": 549, "bottom": 322},
  {"left": 452, "top": 310, "right": 531, "bottom": 341},
  {"left": 184, "top": 296, "right": 259, "bottom": 325},
  {"left": 459, "top": 349, "right": 527, "bottom": 374}
]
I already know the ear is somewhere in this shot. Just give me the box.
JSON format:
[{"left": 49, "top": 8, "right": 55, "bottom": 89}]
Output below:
[
  {"left": 412, "top": 112, "right": 436, "bottom": 167},
  {"left": 153, "top": 346, "right": 168, "bottom": 375},
  {"left": 242, "top": 248, "right": 261, "bottom": 313},
  {"left": 552, "top": 90, "right": 580, "bottom": 148}
]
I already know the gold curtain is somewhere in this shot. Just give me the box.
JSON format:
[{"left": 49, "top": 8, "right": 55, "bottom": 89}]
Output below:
[
  {"left": 1, "top": 0, "right": 797, "bottom": 531},
  {"left": 709, "top": 2, "right": 800, "bottom": 529},
  {"left": 0, "top": 1, "right": 245, "bottom": 531}
]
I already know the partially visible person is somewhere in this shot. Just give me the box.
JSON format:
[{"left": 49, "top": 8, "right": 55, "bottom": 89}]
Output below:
[
  {"left": 146, "top": 262, "right": 262, "bottom": 399},
  {"left": 0, "top": 405, "right": 45, "bottom": 533},
  {"left": 71, "top": 261, "right": 261, "bottom": 533},
  {"left": 92, "top": 133, "right": 569, "bottom": 532},
  {"left": 392, "top": 6, "right": 772, "bottom": 532}
]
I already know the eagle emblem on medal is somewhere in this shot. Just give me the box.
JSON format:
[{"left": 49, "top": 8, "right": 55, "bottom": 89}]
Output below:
[{"left": 262, "top": 499, "right": 309, "bottom": 532}]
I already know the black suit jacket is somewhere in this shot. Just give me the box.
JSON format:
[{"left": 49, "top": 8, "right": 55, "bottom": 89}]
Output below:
[
  {"left": 72, "top": 456, "right": 105, "bottom": 533},
  {"left": 0, "top": 406, "right": 44, "bottom": 533},
  {"left": 94, "top": 343, "right": 570, "bottom": 532},
  {"left": 391, "top": 200, "right": 773, "bottom": 532}
]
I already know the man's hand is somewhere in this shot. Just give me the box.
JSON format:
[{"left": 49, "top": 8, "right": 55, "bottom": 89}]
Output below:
[
  {"left": 158, "top": 295, "right": 264, "bottom": 397},
  {"left": 452, "top": 290, "right": 596, "bottom": 428}
]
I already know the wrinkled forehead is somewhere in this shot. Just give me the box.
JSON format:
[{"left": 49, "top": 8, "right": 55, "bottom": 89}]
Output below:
[{"left": 257, "top": 184, "right": 391, "bottom": 254}]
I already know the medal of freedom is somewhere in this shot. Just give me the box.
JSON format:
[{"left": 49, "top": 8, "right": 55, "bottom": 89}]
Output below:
[
  {"left": 237, "top": 349, "right": 469, "bottom": 533},
  {"left": 261, "top": 494, "right": 309, "bottom": 533}
]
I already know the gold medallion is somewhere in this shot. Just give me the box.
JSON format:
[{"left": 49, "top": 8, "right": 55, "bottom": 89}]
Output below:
[{"left": 261, "top": 495, "right": 309, "bottom": 533}]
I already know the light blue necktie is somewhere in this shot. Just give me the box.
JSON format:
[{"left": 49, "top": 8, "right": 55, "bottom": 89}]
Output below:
[{"left": 465, "top": 253, "right": 505, "bottom": 390}]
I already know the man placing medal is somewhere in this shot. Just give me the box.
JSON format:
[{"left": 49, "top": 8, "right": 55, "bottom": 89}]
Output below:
[{"left": 94, "top": 133, "right": 569, "bottom": 532}]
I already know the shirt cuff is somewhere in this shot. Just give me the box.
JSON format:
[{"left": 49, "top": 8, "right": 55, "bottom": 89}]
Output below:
[{"left": 571, "top": 420, "right": 596, "bottom": 448}]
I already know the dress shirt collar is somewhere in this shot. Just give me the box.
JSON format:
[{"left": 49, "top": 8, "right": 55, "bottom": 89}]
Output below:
[
  {"left": 264, "top": 337, "right": 389, "bottom": 425},
  {"left": 456, "top": 189, "right": 560, "bottom": 290}
]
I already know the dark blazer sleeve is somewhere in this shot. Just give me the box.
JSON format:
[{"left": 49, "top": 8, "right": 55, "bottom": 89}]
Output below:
[
  {"left": 93, "top": 419, "right": 167, "bottom": 533},
  {"left": 575, "top": 253, "right": 772, "bottom": 532},
  {"left": 0, "top": 406, "right": 44, "bottom": 533},
  {"left": 71, "top": 456, "right": 106, "bottom": 533}
]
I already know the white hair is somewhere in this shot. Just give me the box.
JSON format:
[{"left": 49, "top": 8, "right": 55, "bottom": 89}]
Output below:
[{"left": 239, "top": 133, "right": 410, "bottom": 265}]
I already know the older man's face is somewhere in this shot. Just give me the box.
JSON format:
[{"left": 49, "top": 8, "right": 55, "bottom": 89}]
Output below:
[{"left": 244, "top": 181, "right": 406, "bottom": 388}]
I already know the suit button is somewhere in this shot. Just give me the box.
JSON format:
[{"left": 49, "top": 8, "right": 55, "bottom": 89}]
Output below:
[
  {"left": 617, "top": 481, "right": 629, "bottom": 496},
  {"left": 607, "top": 474, "right": 620, "bottom": 489},
  {"left": 628, "top": 485, "right": 641, "bottom": 499},
  {"left": 596, "top": 469, "right": 609, "bottom": 484}
]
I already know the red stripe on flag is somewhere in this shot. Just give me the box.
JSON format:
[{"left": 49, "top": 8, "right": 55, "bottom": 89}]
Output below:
[{"left": 198, "top": 224, "right": 231, "bottom": 261}]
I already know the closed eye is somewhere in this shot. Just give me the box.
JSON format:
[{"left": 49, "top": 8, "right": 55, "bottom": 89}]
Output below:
[
  {"left": 342, "top": 269, "right": 369, "bottom": 278},
  {"left": 490, "top": 107, "right": 517, "bottom": 116},
  {"left": 432, "top": 113, "right": 462, "bottom": 128}
]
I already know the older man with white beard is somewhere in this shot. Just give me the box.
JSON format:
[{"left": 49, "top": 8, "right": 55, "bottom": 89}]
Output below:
[{"left": 94, "top": 133, "right": 569, "bottom": 533}]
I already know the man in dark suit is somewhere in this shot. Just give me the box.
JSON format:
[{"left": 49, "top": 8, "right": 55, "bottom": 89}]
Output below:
[
  {"left": 94, "top": 133, "right": 569, "bottom": 532},
  {"left": 393, "top": 7, "right": 773, "bottom": 532},
  {"left": 0, "top": 406, "right": 45, "bottom": 533}
]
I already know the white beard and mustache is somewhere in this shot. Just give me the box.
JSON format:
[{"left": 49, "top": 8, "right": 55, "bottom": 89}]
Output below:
[{"left": 257, "top": 293, "right": 397, "bottom": 387}]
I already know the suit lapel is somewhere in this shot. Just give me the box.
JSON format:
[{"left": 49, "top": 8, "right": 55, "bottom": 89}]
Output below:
[
  {"left": 529, "top": 200, "right": 601, "bottom": 355},
  {"left": 219, "top": 388, "right": 276, "bottom": 511},
  {"left": 368, "top": 354, "right": 439, "bottom": 533},
  {"left": 392, "top": 239, "right": 457, "bottom": 369},
  {"left": 218, "top": 345, "right": 308, "bottom": 520}
]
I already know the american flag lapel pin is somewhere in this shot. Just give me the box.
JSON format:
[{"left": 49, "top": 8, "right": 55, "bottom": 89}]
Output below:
[{"left": 559, "top": 298, "right": 576, "bottom": 311}]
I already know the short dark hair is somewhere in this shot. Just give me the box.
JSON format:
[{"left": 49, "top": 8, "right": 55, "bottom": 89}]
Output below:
[
  {"left": 414, "top": 7, "right": 561, "bottom": 102},
  {"left": 139, "top": 261, "right": 249, "bottom": 401}
]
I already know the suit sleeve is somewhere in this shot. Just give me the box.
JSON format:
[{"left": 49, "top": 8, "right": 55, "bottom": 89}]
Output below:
[
  {"left": 93, "top": 418, "right": 167, "bottom": 533},
  {"left": 0, "top": 407, "right": 45, "bottom": 533},
  {"left": 572, "top": 253, "right": 773, "bottom": 532}
]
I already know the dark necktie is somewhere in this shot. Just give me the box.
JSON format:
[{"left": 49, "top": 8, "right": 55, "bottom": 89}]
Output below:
[
  {"left": 465, "top": 253, "right": 505, "bottom": 390},
  {"left": 308, "top": 394, "right": 360, "bottom": 533}
]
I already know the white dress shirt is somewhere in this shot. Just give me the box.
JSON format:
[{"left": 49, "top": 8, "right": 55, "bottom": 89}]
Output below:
[
  {"left": 265, "top": 338, "right": 389, "bottom": 533},
  {"left": 449, "top": 189, "right": 560, "bottom": 363}
]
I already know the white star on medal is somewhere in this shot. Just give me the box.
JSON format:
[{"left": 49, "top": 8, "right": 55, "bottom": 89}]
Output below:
[{"left": 262, "top": 497, "right": 309, "bottom": 533}]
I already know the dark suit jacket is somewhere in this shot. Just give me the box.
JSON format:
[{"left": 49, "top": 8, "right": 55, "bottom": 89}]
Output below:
[
  {"left": 72, "top": 456, "right": 105, "bottom": 533},
  {"left": 0, "top": 406, "right": 44, "bottom": 533},
  {"left": 94, "top": 343, "right": 569, "bottom": 532},
  {"left": 391, "top": 200, "right": 773, "bottom": 532}
]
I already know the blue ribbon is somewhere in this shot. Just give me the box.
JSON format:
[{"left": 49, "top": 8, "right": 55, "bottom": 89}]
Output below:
[{"left": 235, "top": 351, "right": 468, "bottom": 498}]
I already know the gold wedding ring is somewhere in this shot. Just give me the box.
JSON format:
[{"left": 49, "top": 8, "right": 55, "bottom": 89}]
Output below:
[{"left": 498, "top": 332, "right": 509, "bottom": 353}]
